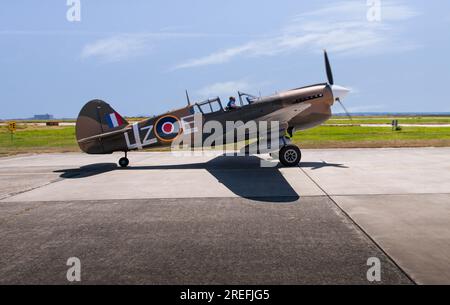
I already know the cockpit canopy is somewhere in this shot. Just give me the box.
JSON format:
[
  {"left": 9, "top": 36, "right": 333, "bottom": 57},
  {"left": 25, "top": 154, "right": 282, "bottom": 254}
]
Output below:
[
  {"left": 190, "top": 91, "right": 260, "bottom": 114},
  {"left": 194, "top": 97, "right": 223, "bottom": 114}
]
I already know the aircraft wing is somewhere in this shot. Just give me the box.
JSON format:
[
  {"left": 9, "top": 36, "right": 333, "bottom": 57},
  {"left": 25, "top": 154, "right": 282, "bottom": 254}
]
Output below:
[{"left": 258, "top": 102, "right": 312, "bottom": 131}]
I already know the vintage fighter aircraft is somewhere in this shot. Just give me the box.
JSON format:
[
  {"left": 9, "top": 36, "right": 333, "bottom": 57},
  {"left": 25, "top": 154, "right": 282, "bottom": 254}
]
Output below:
[{"left": 76, "top": 51, "right": 350, "bottom": 167}]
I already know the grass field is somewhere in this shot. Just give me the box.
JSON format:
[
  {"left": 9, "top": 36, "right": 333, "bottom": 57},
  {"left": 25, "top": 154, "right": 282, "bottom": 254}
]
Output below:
[
  {"left": 292, "top": 125, "right": 450, "bottom": 148},
  {"left": 0, "top": 125, "right": 78, "bottom": 156},
  {"left": 327, "top": 117, "right": 450, "bottom": 125},
  {"left": 1, "top": 118, "right": 450, "bottom": 156}
]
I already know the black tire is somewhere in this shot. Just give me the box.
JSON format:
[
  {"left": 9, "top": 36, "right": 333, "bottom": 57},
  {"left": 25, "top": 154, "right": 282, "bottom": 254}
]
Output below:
[
  {"left": 118, "top": 157, "right": 129, "bottom": 168},
  {"left": 279, "top": 145, "right": 301, "bottom": 167}
]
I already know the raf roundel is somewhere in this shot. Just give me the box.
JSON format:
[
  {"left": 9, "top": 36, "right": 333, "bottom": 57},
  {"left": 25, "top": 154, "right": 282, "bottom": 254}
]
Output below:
[{"left": 154, "top": 115, "right": 182, "bottom": 142}]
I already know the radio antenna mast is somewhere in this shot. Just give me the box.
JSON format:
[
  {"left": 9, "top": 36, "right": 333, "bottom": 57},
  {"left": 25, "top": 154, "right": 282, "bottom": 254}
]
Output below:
[{"left": 185, "top": 90, "right": 191, "bottom": 106}]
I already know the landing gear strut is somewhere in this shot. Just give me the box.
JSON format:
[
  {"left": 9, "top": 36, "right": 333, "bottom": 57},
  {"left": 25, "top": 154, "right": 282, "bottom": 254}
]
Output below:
[
  {"left": 118, "top": 151, "right": 129, "bottom": 168},
  {"left": 279, "top": 144, "right": 301, "bottom": 167}
]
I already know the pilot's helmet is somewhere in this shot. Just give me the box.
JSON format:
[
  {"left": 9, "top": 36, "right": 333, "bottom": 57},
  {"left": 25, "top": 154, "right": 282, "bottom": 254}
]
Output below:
[{"left": 229, "top": 96, "right": 236, "bottom": 101}]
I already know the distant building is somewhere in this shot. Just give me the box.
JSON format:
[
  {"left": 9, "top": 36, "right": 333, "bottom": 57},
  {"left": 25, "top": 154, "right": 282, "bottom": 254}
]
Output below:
[{"left": 33, "top": 114, "right": 54, "bottom": 120}]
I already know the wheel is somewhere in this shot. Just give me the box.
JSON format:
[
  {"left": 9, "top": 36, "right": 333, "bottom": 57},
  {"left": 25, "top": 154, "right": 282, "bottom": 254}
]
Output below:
[
  {"left": 118, "top": 157, "right": 129, "bottom": 168},
  {"left": 279, "top": 145, "right": 301, "bottom": 167}
]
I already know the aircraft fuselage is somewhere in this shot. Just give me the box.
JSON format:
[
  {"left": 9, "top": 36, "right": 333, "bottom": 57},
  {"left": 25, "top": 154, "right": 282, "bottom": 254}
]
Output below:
[{"left": 76, "top": 83, "right": 335, "bottom": 154}]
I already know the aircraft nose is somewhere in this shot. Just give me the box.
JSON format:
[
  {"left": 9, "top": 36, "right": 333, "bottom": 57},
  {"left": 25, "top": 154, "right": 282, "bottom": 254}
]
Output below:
[{"left": 331, "top": 85, "right": 351, "bottom": 100}]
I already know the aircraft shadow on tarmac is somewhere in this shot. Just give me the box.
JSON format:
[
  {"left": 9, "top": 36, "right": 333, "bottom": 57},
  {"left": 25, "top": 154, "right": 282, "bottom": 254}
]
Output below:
[
  {"left": 300, "top": 161, "right": 348, "bottom": 170},
  {"left": 54, "top": 156, "right": 348, "bottom": 203}
]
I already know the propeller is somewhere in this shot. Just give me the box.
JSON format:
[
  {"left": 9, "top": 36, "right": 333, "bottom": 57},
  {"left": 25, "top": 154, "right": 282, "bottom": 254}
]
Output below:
[
  {"left": 336, "top": 98, "right": 352, "bottom": 120},
  {"left": 323, "top": 50, "right": 352, "bottom": 120},
  {"left": 324, "top": 50, "right": 334, "bottom": 85}
]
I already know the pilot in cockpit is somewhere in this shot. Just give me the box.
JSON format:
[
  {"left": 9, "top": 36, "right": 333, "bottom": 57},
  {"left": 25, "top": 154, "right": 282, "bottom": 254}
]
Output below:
[{"left": 226, "top": 96, "right": 238, "bottom": 111}]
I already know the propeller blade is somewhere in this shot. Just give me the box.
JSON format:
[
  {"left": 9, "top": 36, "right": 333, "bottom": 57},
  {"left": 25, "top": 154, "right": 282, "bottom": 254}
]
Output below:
[
  {"left": 324, "top": 50, "right": 334, "bottom": 85},
  {"left": 337, "top": 98, "right": 352, "bottom": 121}
]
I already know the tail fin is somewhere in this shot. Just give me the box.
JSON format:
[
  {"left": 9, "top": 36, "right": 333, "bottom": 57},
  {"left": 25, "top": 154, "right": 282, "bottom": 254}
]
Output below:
[{"left": 76, "top": 99, "right": 129, "bottom": 153}]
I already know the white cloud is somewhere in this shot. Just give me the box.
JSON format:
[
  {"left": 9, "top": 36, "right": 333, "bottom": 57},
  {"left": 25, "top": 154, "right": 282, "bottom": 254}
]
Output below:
[
  {"left": 195, "top": 79, "right": 273, "bottom": 100},
  {"left": 380, "top": 2, "right": 420, "bottom": 20},
  {"left": 298, "top": 0, "right": 419, "bottom": 21},
  {"left": 175, "top": 44, "right": 255, "bottom": 70},
  {"left": 81, "top": 35, "right": 149, "bottom": 62},
  {"left": 79, "top": 32, "right": 211, "bottom": 62},
  {"left": 174, "top": 1, "right": 420, "bottom": 69},
  {"left": 196, "top": 80, "right": 252, "bottom": 98}
]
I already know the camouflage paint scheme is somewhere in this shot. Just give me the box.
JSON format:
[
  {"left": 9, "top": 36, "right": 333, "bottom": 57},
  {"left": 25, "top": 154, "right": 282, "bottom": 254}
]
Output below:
[{"left": 75, "top": 83, "right": 334, "bottom": 154}]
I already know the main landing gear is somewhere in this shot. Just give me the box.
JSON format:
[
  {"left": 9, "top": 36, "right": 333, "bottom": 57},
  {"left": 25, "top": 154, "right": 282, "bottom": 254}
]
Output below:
[
  {"left": 118, "top": 151, "right": 129, "bottom": 168},
  {"left": 279, "top": 144, "right": 302, "bottom": 167},
  {"left": 272, "top": 136, "right": 301, "bottom": 167}
]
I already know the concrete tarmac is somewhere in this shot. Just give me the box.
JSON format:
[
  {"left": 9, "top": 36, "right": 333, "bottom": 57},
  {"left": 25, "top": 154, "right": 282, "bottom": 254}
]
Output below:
[{"left": 1, "top": 148, "right": 449, "bottom": 284}]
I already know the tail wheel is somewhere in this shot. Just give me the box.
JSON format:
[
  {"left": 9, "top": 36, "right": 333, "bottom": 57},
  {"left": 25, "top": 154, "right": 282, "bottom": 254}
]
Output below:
[
  {"left": 279, "top": 145, "right": 301, "bottom": 167},
  {"left": 118, "top": 157, "right": 129, "bottom": 168}
]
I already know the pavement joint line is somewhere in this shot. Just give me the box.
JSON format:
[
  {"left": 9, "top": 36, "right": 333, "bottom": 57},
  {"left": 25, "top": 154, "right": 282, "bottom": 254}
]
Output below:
[
  {"left": 0, "top": 179, "right": 68, "bottom": 223},
  {"left": 299, "top": 166, "right": 417, "bottom": 285},
  {"left": 0, "top": 177, "right": 69, "bottom": 201},
  {"left": 0, "top": 166, "right": 125, "bottom": 201}
]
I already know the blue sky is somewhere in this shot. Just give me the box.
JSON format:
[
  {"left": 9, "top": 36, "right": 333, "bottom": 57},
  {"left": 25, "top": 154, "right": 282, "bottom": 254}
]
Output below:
[{"left": 1, "top": 0, "right": 450, "bottom": 119}]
